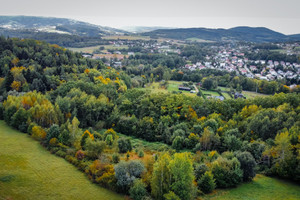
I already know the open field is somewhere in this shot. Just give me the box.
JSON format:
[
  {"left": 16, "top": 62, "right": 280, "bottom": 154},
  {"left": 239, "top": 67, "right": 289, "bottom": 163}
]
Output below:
[
  {"left": 102, "top": 35, "right": 150, "bottom": 40},
  {"left": 167, "top": 81, "right": 197, "bottom": 97},
  {"left": 68, "top": 45, "right": 102, "bottom": 53},
  {"left": 200, "top": 174, "right": 300, "bottom": 200},
  {"left": 142, "top": 81, "right": 196, "bottom": 97},
  {"left": 186, "top": 38, "right": 213, "bottom": 43},
  {"left": 218, "top": 86, "right": 269, "bottom": 99},
  {"left": 0, "top": 121, "right": 123, "bottom": 200},
  {"left": 221, "top": 92, "right": 232, "bottom": 99},
  {"left": 200, "top": 89, "right": 220, "bottom": 97},
  {"left": 68, "top": 45, "right": 128, "bottom": 54}
]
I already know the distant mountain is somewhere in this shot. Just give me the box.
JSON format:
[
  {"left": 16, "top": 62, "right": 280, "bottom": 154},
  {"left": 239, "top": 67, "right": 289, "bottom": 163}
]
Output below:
[
  {"left": 142, "top": 26, "right": 300, "bottom": 42},
  {"left": 0, "top": 16, "right": 127, "bottom": 37},
  {"left": 121, "top": 26, "right": 176, "bottom": 33}
]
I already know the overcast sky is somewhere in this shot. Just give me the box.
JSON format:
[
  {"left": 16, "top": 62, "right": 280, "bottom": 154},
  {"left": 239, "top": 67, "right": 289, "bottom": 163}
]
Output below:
[{"left": 1, "top": 0, "right": 300, "bottom": 34}]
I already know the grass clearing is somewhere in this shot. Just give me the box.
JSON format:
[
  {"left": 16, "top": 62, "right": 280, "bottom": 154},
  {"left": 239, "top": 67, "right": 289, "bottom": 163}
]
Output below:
[
  {"left": 0, "top": 121, "right": 124, "bottom": 200},
  {"left": 199, "top": 174, "right": 300, "bottom": 200},
  {"left": 102, "top": 35, "right": 150, "bottom": 40},
  {"left": 167, "top": 81, "right": 196, "bottom": 97},
  {"left": 218, "top": 86, "right": 269, "bottom": 99},
  {"left": 200, "top": 90, "right": 220, "bottom": 97},
  {"left": 68, "top": 45, "right": 128, "bottom": 54}
]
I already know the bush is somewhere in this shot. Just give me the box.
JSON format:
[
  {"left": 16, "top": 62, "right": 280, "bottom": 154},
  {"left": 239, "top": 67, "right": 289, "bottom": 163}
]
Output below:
[
  {"left": 118, "top": 138, "right": 132, "bottom": 153},
  {"left": 195, "top": 164, "right": 208, "bottom": 180},
  {"left": 197, "top": 171, "right": 216, "bottom": 194},
  {"left": 75, "top": 150, "right": 85, "bottom": 160},
  {"left": 31, "top": 125, "right": 46, "bottom": 140},
  {"left": 46, "top": 124, "right": 60, "bottom": 143},
  {"left": 85, "top": 139, "right": 106, "bottom": 159},
  {"left": 172, "top": 136, "right": 184, "bottom": 150},
  {"left": 164, "top": 191, "right": 181, "bottom": 200},
  {"left": 211, "top": 157, "right": 243, "bottom": 188},
  {"left": 138, "top": 150, "right": 144, "bottom": 158},
  {"left": 129, "top": 179, "right": 147, "bottom": 200},
  {"left": 112, "top": 153, "right": 120, "bottom": 163},
  {"left": 55, "top": 150, "right": 67, "bottom": 158},
  {"left": 236, "top": 151, "right": 256, "bottom": 181}
]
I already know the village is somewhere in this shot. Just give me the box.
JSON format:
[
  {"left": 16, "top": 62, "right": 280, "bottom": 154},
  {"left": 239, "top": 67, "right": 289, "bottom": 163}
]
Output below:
[{"left": 80, "top": 38, "right": 300, "bottom": 83}]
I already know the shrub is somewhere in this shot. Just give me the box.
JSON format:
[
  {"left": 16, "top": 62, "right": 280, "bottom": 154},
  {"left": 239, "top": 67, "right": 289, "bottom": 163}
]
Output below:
[
  {"left": 49, "top": 138, "right": 58, "bottom": 146},
  {"left": 164, "top": 191, "right": 181, "bottom": 200},
  {"left": 31, "top": 125, "right": 46, "bottom": 140},
  {"left": 236, "top": 151, "right": 256, "bottom": 181},
  {"left": 197, "top": 171, "right": 216, "bottom": 194},
  {"left": 55, "top": 150, "right": 67, "bottom": 158},
  {"left": 138, "top": 150, "right": 144, "bottom": 158},
  {"left": 211, "top": 157, "right": 243, "bottom": 188},
  {"left": 112, "top": 153, "right": 120, "bottom": 163},
  {"left": 85, "top": 139, "right": 106, "bottom": 159},
  {"left": 46, "top": 124, "right": 60, "bottom": 143},
  {"left": 75, "top": 150, "right": 85, "bottom": 160},
  {"left": 129, "top": 179, "right": 147, "bottom": 200},
  {"left": 118, "top": 138, "right": 132, "bottom": 153},
  {"left": 172, "top": 136, "right": 184, "bottom": 150},
  {"left": 195, "top": 164, "right": 208, "bottom": 180}
]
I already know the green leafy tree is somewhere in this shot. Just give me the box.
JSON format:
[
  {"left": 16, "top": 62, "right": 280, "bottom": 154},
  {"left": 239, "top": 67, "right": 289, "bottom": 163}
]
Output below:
[
  {"left": 117, "top": 138, "right": 132, "bottom": 153},
  {"left": 163, "top": 191, "right": 181, "bottom": 200},
  {"left": 236, "top": 151, "right": 256, "bottom": 181},
  {"left": 46, "top": 124, "right": 60, "bottom": 143},
  {"left": 197, "top": 171, "right": 216, "bottom": 194},
  {"left": 129, "top": 179, "right": 147, "bottom": 200},
  {"left": 151, "top": 153, "right": 172, "bottom": 200},
  {"left": 169, "top": 152, "right": 195, "bottom": 200}
]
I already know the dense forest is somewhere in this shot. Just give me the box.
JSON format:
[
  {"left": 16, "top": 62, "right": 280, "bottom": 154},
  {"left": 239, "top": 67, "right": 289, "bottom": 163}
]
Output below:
[{"left": 0, "top": 37, "right": 299, "bottom": 200}]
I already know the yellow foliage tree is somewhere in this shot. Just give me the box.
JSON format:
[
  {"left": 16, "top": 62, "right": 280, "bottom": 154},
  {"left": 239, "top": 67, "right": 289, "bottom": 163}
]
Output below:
[
  {"left": 11, "top": 81, "right": 21, "bottom": 91},
  {"left": 31, "top": 125, "right": 46, "bottom": 140}
]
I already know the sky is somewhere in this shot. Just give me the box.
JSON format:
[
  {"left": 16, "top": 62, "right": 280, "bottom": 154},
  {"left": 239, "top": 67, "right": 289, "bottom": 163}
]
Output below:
[{"left": 0, "top": 0, "right": 300, "bottom": 34}]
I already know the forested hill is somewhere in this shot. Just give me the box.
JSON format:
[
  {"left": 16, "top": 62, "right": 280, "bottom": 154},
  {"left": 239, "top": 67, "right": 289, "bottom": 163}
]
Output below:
[
  {"left": 142, "top": 26, "right": 300, "bottom": 42},
  {"left": 0, "top": 37, "right": 299, "bottom": 199},
  {"left": 0, "top": 16, "right": 126, "bottom": 36}
]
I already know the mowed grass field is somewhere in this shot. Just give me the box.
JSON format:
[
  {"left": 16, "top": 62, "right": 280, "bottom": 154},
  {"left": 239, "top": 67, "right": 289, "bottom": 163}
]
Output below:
[
  {"left": 68, "top": 45, "right": 128, "bottom": 54},
  {"left": 199, "top": 174, "right": 300, "bottom": 200},
  {"left": 0, "top": 121, "right": 124, "bottom": 200},
  {"left": 102, "top": 35, "right": 150, "bottom": 40}
]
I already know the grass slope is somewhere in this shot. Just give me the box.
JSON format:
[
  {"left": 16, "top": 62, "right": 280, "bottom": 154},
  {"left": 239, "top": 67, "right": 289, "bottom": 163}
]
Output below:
[
  {"left": 200, "top": 174, "right": 300, "bottom": 200},
  {"left": 0, "top": 121, "right": 123, "bottom": 200}
]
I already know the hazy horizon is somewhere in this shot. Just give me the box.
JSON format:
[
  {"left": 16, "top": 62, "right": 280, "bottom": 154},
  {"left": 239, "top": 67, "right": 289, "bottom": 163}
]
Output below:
[{"left": 0, "top": 0, "right": 299, "bottom": 35}]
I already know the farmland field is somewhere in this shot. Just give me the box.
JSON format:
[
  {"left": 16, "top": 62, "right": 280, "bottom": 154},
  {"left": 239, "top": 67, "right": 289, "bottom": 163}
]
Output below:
[
  {"left": 200, "top": 174, "right": 300, "bottom": 200},
  {"left": 102, "top": 35, "right": 150, "bottom": 40},
  {"left": 68, "top": 45, "right": 128, "bottom": 54},
  {"left": 0, "top": 121, "right": 123, "bottom": 200}
]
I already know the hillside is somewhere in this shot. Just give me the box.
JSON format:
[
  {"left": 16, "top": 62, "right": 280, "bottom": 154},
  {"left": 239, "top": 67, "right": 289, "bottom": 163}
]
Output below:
[
  {"left": 0, "top": 121, "right": 123, "bottom": 200},
  {"left": 142, "top": 26, "right": 300, "bottom": 42},
  {"left": 0, "top": 16, "right": 126, "bottom": 36}
]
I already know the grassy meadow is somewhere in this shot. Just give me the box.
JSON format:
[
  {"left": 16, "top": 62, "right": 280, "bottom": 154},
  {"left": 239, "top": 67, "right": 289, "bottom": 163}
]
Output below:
[
  {"left": 0, "top": 121, "right": 124, "bottom": 200},
  {"left": 102, "top": 35, "right": 150, "bottom": 40},
  {"left": 199, "top": 174, "right": 300, "bottom": 200},
  {"left": 68, "top": 45, "right": 128, "bottom": 54}
]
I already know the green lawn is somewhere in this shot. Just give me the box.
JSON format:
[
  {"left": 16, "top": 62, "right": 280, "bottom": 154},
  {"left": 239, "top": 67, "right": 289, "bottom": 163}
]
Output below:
[
  {"left": 200, "top": 90, "right": 220, "bottom": 97},
  {"left": 167, "top": 81, "right": 196, "bottom": 97},
  {"left": 218, "top": 86, "right": 269, "bottom": 99},
  {"left": 68, "top": 45, "right": 128, "bottom": 54},
  {"left": 221, "top": 92, "right": 232, "bottom": 99},
  {"left": 200, "top": 174, "right": 300, "bottom": 200},
  {"left": 0, "top": 121, "right": 124, "bottom": 200},
  {"left": 142, "top": 81, "right": 196, "bottom": 97}
]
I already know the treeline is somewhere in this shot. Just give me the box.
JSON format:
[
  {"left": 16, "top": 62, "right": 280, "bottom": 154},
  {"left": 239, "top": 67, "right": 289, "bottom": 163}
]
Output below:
[
  {"left": 0, "top": 30, "right": 109, "bottom": 47},
  {"left": 0, "top": 38, "right": 299, "bottom": 200},
  {"left": 246, "top": 49, "right": 299, "bottom": 64}
]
